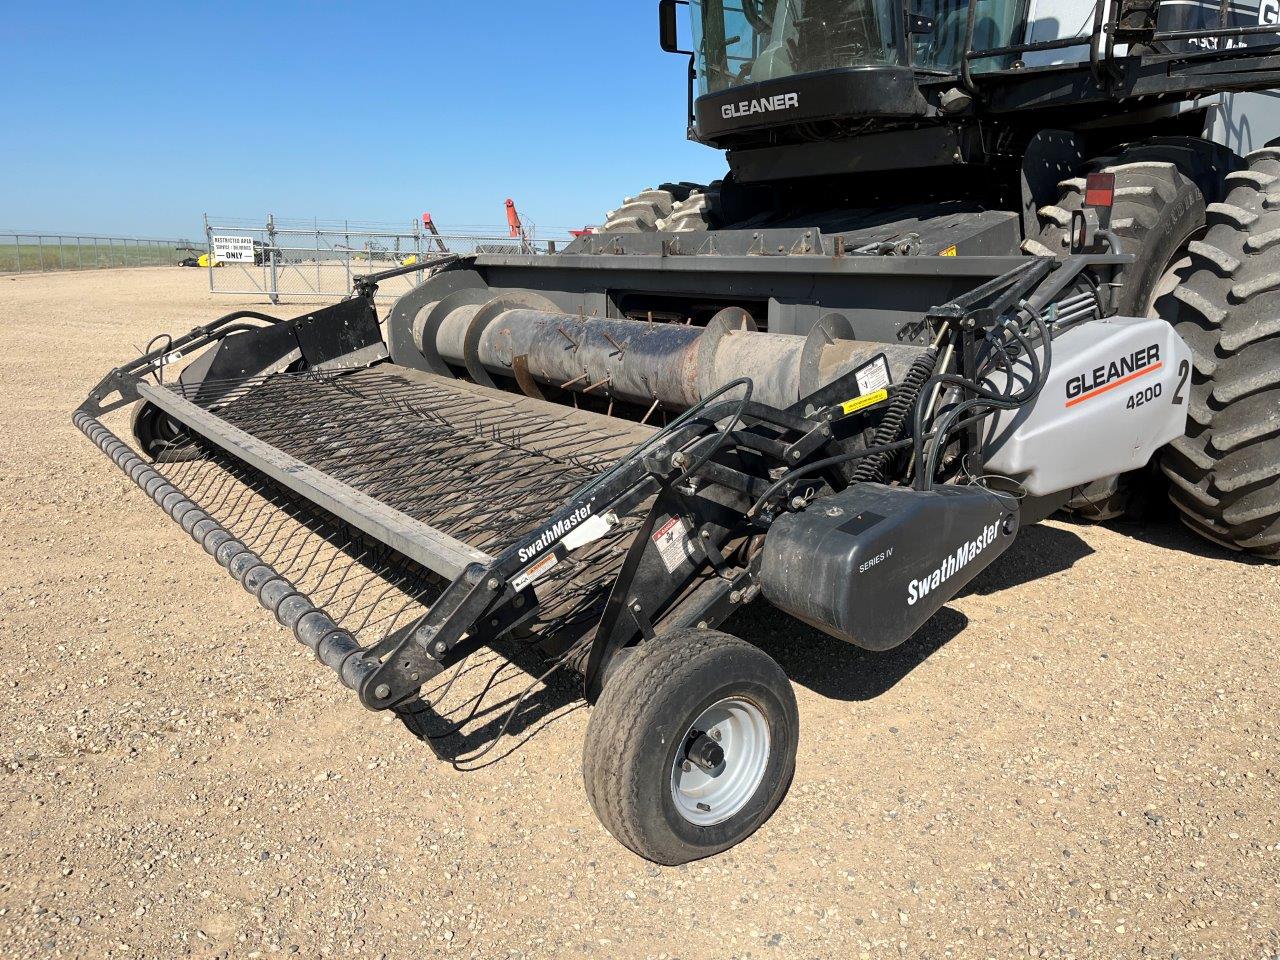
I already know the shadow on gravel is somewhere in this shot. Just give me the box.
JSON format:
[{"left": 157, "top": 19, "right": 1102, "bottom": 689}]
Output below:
[
  {"left": 727, "top": 522, "right": 1095, "bottom": 702},
  {"left": 391, "top": 524, "right": 1105, "bottom": 759},
  {"left": 1063, "top": 512, "right": 1273, "bottom": 565},
  {"left": 393, "top": 637, "right": 585, "bottom": 771},
  {"left": 729, "top": 601, "right": 969, "bottom": 701},
  {"left": 963, "top": 521, "right": 1095, "bottom": 596}
]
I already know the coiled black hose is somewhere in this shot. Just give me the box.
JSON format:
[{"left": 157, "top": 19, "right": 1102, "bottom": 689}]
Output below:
[{"left": 850, "top": 347, "right": 939, "bottom": 484}]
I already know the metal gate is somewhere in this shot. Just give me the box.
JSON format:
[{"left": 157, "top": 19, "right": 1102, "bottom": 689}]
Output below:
[{"left": 204, "top": 215, "right": 565, "bottom": 302}]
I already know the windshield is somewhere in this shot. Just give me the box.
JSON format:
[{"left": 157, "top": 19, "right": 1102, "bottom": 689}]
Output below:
[
  {"left": 689, "top": 0, "right": 1027, "bottom": 93},
  {"left": 690, "top": 0, "right": 902, "bottom": 95}
]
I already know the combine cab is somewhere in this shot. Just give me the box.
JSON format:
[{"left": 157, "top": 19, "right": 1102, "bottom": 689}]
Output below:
[{"left": 80, "top": 0, "right": 1280, "bottom": 863}]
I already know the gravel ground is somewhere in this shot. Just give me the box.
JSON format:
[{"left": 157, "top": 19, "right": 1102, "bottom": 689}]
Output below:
[{"left": 2, "top": 266, "right": 1278, "bottom": 960}]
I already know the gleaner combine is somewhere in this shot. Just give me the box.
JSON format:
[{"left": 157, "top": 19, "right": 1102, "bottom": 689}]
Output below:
[{"left": 79, "top": 0, "right": 1280, "bottom": 863}]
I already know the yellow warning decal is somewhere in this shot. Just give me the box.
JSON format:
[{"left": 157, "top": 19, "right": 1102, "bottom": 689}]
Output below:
[
  {"left": 940, "top": 244, "right": 958, "bottom": 257},
  {"left": 840, "top": 388, "right": 890, "bottom": 416}
]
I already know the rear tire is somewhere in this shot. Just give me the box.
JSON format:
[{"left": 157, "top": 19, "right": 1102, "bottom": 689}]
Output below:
[
  {"left": 600, "top": 181, "right": 720, "bottom": 233},
  {"left": 582, "top": 629, "right": 798, "bottom": 864},
  {"left": 1153, "top": 149, "right": 1280, "bottom": 558}
]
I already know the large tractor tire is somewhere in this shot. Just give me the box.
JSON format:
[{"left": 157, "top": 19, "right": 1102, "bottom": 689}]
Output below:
[
  {"left": 1026, "top": 138, "right": 1226, "bottom": 315},
  {"left": 1152, "top": 148, "right": 1280, "bottom": 558},
  {"left": 600, "top": 181, "right": 721, "bottom": 233}
]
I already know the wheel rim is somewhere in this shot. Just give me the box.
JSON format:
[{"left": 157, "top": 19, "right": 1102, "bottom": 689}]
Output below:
[{"left": 669, "top": 696, "right": 770, "bottom": 827}]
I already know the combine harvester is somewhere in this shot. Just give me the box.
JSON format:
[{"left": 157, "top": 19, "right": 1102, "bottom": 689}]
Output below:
[{"left": 79, "top": 0, "right": 1280, "bottom": 863}]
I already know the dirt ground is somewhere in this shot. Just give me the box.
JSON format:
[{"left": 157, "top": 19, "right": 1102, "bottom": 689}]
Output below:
[{"left": 1, "top": 266, "right": 1278, "bottom": 960}]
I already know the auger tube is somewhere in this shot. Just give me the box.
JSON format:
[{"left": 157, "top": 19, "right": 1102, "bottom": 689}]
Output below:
[{"left": 422, "top": 300, "right": 927, "bottom": 409}]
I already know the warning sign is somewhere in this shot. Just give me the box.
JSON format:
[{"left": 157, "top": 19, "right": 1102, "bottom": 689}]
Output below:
[
  {"left": 211, "top": 235, "right": 256, "bottom": 263},
  {"left": 652, "top": 516, "right": 691, "bottom": 574},
  {"left": 854, "top": 354, "right": 892, "bottom": 395},
  {"left": 840, "top": 388, "right": 889, "bottom": 416}
]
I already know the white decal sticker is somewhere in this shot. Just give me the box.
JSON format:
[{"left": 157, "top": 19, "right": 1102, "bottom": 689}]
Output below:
[
  {"left": 652, "top": 516, "right": 691, "bottom": 574},
  {"left": 855, "top": 354, "right": 892, "bottom": 395},
  {"left": 562, "top": 511, "right": 617, "bottom": 551},
  {"left": 510, "top": 552, "right": 559, "bottom": 592},
  {"left": 517, "top": 503, "right": 595, "bottom": 563}
]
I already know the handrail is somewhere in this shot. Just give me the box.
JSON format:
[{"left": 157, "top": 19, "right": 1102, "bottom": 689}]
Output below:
[{"left": 957, "top": 0, "right": 1280, "bottom": 81}]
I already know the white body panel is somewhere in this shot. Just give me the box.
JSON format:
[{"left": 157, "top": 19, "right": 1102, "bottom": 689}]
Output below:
[{"left": 983, "top": 317, "right": 1193, "bottom": 496}]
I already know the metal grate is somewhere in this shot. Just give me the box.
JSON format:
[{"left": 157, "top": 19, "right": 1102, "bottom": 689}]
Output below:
[
  {"left": 164, "top": 366, "right": 642, "bottom": 555},
  {"left": 151, "top": 364, "right": 655, "bottom": 661},
  {"left": 157, "top": 446, "right": 446, "bottom": 645}
]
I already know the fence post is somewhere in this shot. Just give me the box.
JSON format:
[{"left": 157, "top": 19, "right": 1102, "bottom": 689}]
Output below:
[
  {"left": 13, "top": 235, "right": 20, "bottom": 274},
  {"left": 343, "top": 220, "right": 351, "bottom": 291},
  {"left": 76, "top": 237, "right": 82, "bottom": 270},
  {"left": 204, "top": 214, "right": 214, "bottom": 292},
  {"left": 267, "top": 214, "right": 280, "bottom": 305},
  {"left": 36, "top": 235, "right": 45, "bottom": 271}
]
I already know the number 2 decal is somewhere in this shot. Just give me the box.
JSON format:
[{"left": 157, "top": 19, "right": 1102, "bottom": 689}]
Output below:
[{"left": 1172, "top": 358, "right": 1190, "bottom": 405}]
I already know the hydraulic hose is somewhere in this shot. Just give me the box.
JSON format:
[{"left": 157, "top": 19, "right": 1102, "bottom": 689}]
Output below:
[
  {"left": 917, "top": 304, "right": 1052, "bottom": 489},
  {"left": 850, "top": 346, "right": 938, "bottom": 484}
]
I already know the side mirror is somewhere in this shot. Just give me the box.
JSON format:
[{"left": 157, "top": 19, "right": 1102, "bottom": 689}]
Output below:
[{"left": 660, "top": 0, "right": 683, "bottom": 53}]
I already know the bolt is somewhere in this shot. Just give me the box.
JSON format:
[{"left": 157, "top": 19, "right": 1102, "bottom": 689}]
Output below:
[
  {"left": 513, "top": 595, "right": 525, "bottom": 608},
  {"left": 434, "top": 640, "right": 447, "bottom": 654},
  {"left": 374, "top": 684, "right": 390, "bottom": 700},
  {"left": 790, "top": 450, "right": 801, "bottom": 459},
  {"left": 681, "top": 761, "right": 692, "bottom": 772},
  {"left": 411, "top": 672, "right": 419, "bottom": 681},
  {"left": 700, "top": 529, "right": 710, "bottom": 539},
  {"left": 631, "top": 602, "right": 642, "bottom": 613},
  {"left": 710, "top": 728, "right": 722, "bottom": 742},
  {"left": 487, "top": 577, "right": 500, "bottom": 590}
]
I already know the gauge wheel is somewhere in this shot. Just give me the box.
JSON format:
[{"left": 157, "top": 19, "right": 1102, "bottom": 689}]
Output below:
[
  {"left": 582, "top": 628, "right": 798, "bottom": 864},
  {"left": 1153, "top": 148, "right": 1280, "bottom": 557},
  {"left": 131, "top": 400, "right": 199, "bottom": 462}
]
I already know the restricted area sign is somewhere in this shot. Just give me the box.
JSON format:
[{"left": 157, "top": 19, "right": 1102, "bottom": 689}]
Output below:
[{"left": 211, "top": 235, "right": 256, "bottom": 263}]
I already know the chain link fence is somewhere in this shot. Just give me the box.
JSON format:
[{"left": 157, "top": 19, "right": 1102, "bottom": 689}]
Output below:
[
  {"left": 0, "top": 233, "right": 198, "bottom": 273},
  {"left": 205, "top": 215, "right": 570, "bottom": 302}
]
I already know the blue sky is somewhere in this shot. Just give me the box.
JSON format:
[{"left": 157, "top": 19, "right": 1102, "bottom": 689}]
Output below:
[{"left": 2, "top": 2, "right": 726, "bottom": 239}]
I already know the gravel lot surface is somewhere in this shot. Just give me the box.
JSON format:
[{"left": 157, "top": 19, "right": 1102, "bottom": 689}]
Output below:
[{"left": 1, "top": 267, "right": 1278, "bottom": 959}]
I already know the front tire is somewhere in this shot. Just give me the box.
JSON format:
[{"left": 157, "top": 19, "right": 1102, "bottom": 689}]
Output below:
[
  {"left": 582, "top": 629, "right": 798, "bottom": 864},
  {"left": 1028, "top": 140, "right": 1211, "bottom": 316},
  {"left": 1154, "top": 149, "right": 1280, "bottom": 558}
]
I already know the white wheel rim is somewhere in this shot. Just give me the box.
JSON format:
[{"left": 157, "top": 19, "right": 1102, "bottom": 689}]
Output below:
[{"left": 670, "top": 696, "right": 770, "bottom": 826}]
